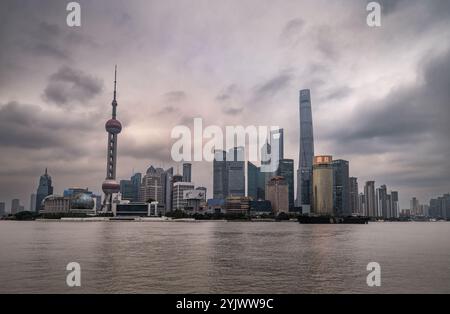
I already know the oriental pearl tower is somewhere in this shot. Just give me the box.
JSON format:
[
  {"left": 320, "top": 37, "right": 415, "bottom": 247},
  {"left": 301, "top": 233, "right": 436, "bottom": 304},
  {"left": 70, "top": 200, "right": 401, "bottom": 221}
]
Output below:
[{"left": 101, "top": 66, "right": 122, "bottom": 212}]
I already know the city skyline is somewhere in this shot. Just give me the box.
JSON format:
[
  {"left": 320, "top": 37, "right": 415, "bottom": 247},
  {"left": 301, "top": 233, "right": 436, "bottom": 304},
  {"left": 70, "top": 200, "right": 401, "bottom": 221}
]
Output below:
[{"left": 1, "top": 0, "right": 450, "bottom": 209}]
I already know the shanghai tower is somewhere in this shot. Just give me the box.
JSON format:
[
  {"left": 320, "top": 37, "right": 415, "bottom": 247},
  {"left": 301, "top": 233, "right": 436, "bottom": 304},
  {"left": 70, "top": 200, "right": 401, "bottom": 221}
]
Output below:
[
  {"left": 101, "top": 66, "right": 122, "bottom": 212},
  {"left": 296, "top": 89, "right": 314, "bottom": 213}
]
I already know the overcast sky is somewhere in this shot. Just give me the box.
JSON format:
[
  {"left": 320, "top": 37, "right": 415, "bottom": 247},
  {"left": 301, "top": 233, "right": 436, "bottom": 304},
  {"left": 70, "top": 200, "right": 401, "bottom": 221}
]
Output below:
[{"left": 0, "top": 0, "right": 449, "bottom": 210}]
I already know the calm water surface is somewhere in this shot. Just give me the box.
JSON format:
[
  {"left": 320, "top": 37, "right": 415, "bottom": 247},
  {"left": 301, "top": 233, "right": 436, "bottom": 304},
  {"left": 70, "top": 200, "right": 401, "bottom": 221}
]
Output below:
[{"left": 0, "top": 221, "right": 449, "bottom": 293}]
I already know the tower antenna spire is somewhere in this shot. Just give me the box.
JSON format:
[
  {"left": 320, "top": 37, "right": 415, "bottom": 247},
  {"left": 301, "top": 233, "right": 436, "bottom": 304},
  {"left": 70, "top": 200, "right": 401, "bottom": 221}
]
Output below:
[{"left": 113, "top": 65, "right": 117, "bottom": 101}]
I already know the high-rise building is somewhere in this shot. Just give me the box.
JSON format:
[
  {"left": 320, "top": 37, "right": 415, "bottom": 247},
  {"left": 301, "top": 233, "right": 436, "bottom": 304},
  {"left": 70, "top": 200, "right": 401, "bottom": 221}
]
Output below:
[
  {"left": 172, "top": 182, "right": 195, "bottom": 210},
  {"left": 349, "top": 177, "right": 359, "bottom": 214},
  {"left": 297, "top": 89, "right": 315, "bottom": 213},
  {"left": 29, "top": 194, "right": 36, "bottom": 213},
  {"left": 101, "top": 66, "right": 122, "bottom": 212},
  {"left": 213, "top": 150, "right": 228, "bottom": 199},
  {"left": 227, "top": 147, "right": 245, "bottom": 197},
  {"left": 0, "top": 202, "right": 6, "bottom": 216},
  {"left": 164, "top": 167, "right": 174, "bottom": 213},
  {"left": 376, "top": 185, "right": 387, "bottom": 218},
  {"left": 120, "top": 179, "right": 134, "bottom": 200},
  {"left": 391, "top": 191, "right": 399, "bottom": 218},
  {"left": 247, "top": 161, "right": 258, "bottom": 200},
  {"left": 213, "top": 148, "right": 245, "bottom": 199},
  {"left": 277, "top": 159, "right": 294, "bottom": 210},
  {"left": 120, "top": 172, "right": 141, "bottom": 202},
  {"left": 364, "top": 181, "right": 377, "bottom": 217},
  {"left": 182, "top": 163, "right": 192, "bottom": 182},
  {"left": 332, "top": 159, "right": 350, "bottom": 216},
  {"left": 140, "top": 166, "right": 166, "bottom": 205},
  {"left": 410, "top": 197, "right": 420, "bottom": 216},
  {"left": 386, "top": 194, "right": 392, "bottom": 219},
  {"left": 358, "top": 193, "right": 366, "bottom": 216},
  {"left": 312, "top": 155, "right": 334, "bottom": 215},
  {"left": 266, "top": 176, "right": 289, "bottom": 215},
  {"left": 35, "top": 168, "right": 53, "bottom": 212},
  {"left": 11, "top": 199, "right": 20, "bottom": 215},
  {"left": 256, "top": 167, "right": 266, "bottom": 200},
  {"left": 429, "top": 194, "right": 450, "bottom": 219},
  {"left": 270, "top": 128, "right": 284, "bottom": 162}
]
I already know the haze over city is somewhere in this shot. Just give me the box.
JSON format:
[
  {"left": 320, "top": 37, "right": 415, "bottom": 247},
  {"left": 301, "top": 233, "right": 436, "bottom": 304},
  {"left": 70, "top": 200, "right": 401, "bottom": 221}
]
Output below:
[{"left": 1, "top": 0, "right": 450, "bottom": 209}]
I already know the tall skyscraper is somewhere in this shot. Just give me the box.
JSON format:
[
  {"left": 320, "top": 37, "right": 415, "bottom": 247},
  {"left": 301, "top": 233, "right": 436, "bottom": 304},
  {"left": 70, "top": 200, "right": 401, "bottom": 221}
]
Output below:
[
  {"left": 270, "top": 128, "right": 284, "bottom": 162},
  {"left": 164, "top": 167, "right": 174, "bottom": 212},
  {"left": 376, "top": 185, "right": 387, "bottom": 218},
  {"left": 213, "top": 150, "right": 228, "bottom": 199},
  {"left": 213, "top": 148, "right": 245, "bottom": 199},
  {"left": 266, "top": 176, "right": 289, "bottom": 215},
  {"left": 391, "top": 191, "right": 399, "bottom": 218},
  {"left": 312, "top": 155, "right": 334, "bottom": 215},
  {"left": 358, "top": 192, "right": 366, "bottom": 216},
  {"left": 349, "top": 177, "right": 359, "bottom": 215},
  {"left": 277, "top": 159, "right": 294, "bottom": 210},
  {"left": 0, "top": 202, "right": 5, "bottom": 216},
  {"left": 227, "top": 147, "right": 245, "bottom": 197},
  {"left": 182, "top": 163, "right": 192, "bottom": 182},
  {"left": 410, "top": 197, "right": 420, "bottom": 216},
  {"left": 172, "top": 182, "right": 195, "bottom": 210},
  {"left": 364, "top": 181, "right": 377, "bottom": 217},
  {"left": 101, "top": 66, "right": 122, "bottom": 212},
  {"left": 332, "top": 159, "right": 350, "bottom": 217},
  {"left": 29, "top": 193, "right": 36, "bottom": 213},
  {"left": 11, "top": 199, "right": 20, "bottom": 215},
  {"left": 140, "top": 166, "right": 165, "bottom": 204},
  {"left": 120, "top": 172, "right": 141, "bottom": 202},
  {"left": 386, "top": 194, "right": 392, "bottom": 219},
  {"left": 35, "top": 168, "right": 53, "bottom": 212},
  {"left": 247, "top": 161, "right": 258, "bottom": 200},
  {"left": 297, "top": 89, "right": 315, "bottom": 213}
]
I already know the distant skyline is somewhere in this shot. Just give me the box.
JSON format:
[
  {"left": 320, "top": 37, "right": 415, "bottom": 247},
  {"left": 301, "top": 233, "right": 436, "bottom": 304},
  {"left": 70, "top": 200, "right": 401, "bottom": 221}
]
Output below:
[{"left": 0, "top": 0, "right": 450, "bottom": 209}]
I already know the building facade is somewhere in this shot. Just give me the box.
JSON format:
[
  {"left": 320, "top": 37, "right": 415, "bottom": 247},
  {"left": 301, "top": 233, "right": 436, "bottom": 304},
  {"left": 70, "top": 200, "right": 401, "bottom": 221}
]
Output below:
[
  {"left": 297, "top": 89, "right": 315, "bottom": 213},
  {"left": 172, "top": 182, "right": 195, "bottom": 210},
  {"left": 312, "top": 155, "right": 334, "bottom": 215},
  {"left": 182, "top": 163, "right": 192, "bottom": 182},
  {"left": 266, "top": 176, "right": 289, "bottom": 215},
  {"left": 332, "top": 159, "right": 350, "bottom": 216},
  {"left": 364, "top": 181, "right": 377, "bottom": 217},
  {"left": 277, "top": 159, "right": 294, "bottom": 210},
  {"left": 35, "top": 168, "right": 53, "bottom": 212},
  {"left": 349, "top": 177, "right": 359, "bottom": 215}
]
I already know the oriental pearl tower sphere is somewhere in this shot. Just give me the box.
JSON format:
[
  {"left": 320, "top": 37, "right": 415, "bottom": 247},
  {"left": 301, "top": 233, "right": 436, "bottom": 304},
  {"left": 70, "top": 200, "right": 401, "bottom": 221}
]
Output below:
[{"left": 101, "top": 66, "right": 122, "bottom": 212}]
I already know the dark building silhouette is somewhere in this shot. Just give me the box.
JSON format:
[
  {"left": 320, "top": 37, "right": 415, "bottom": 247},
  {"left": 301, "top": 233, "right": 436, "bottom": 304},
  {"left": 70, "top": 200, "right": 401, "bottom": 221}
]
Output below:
[
  {"left": 277, "top": 159, "right": 295, "bottom": 210},
  {"left": 297, "top": 89, "right": 315, "bottom": 213},
  {"left": 35, "top": 168, "right": 53, "bottom": 212},
  {"left": 332, "top": 159, "right": 350, "bottom": 216},
  {"left": 182, "top": 163, "right": 192, "bottom": 182}
]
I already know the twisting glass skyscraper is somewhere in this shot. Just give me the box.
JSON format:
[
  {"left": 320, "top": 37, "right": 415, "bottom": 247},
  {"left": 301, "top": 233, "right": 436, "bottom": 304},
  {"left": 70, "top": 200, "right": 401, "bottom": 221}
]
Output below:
[
  {"left": 102, "top": 66, "right": 122, "bottom": 212},
  {"left": 296, "top": 89, "right": 315, "bottom": 213}
]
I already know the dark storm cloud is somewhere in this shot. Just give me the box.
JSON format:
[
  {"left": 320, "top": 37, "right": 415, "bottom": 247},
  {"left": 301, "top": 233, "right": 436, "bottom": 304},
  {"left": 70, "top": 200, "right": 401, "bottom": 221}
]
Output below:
[
  {"left": 280, "top": 18, "right": 305, "bottom": 46},
  {"left": 252, "top": 70, "right": 294, "bottom": 102},
  {"left": 216, "top": 84, "right": 244, "bottom": 116},
  {"left": 44, "top": 66, "right": 103, "bottom": 105},
  {"left": 321, "top": 86, "right": 352, "bottom": 101},
  {"left": 158, "top": 105, "right": 177, "bottom": 115},
  {"left": 121, "top": 139, "right": 171, "bottom": 162},
  {"left": 222, "top": 107, "right": 244, "bottom": 116},
  {"left": 0, "top": 101, "right": 99, "bottom": 149},
  {"left": 327, "top": 49, "right": 450, "bottom": 146},
  {"left": 157, "top": 91, "right": 187, "bottom": 115},
  {"left": 29, "top": 22, "right": 68, "bottom": 60},
  {"left": 163, "top": 91, "right": 187, "bottom": 103},
  {"left": 378, "top": 0, "right": 450, "bottom": 18}
]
